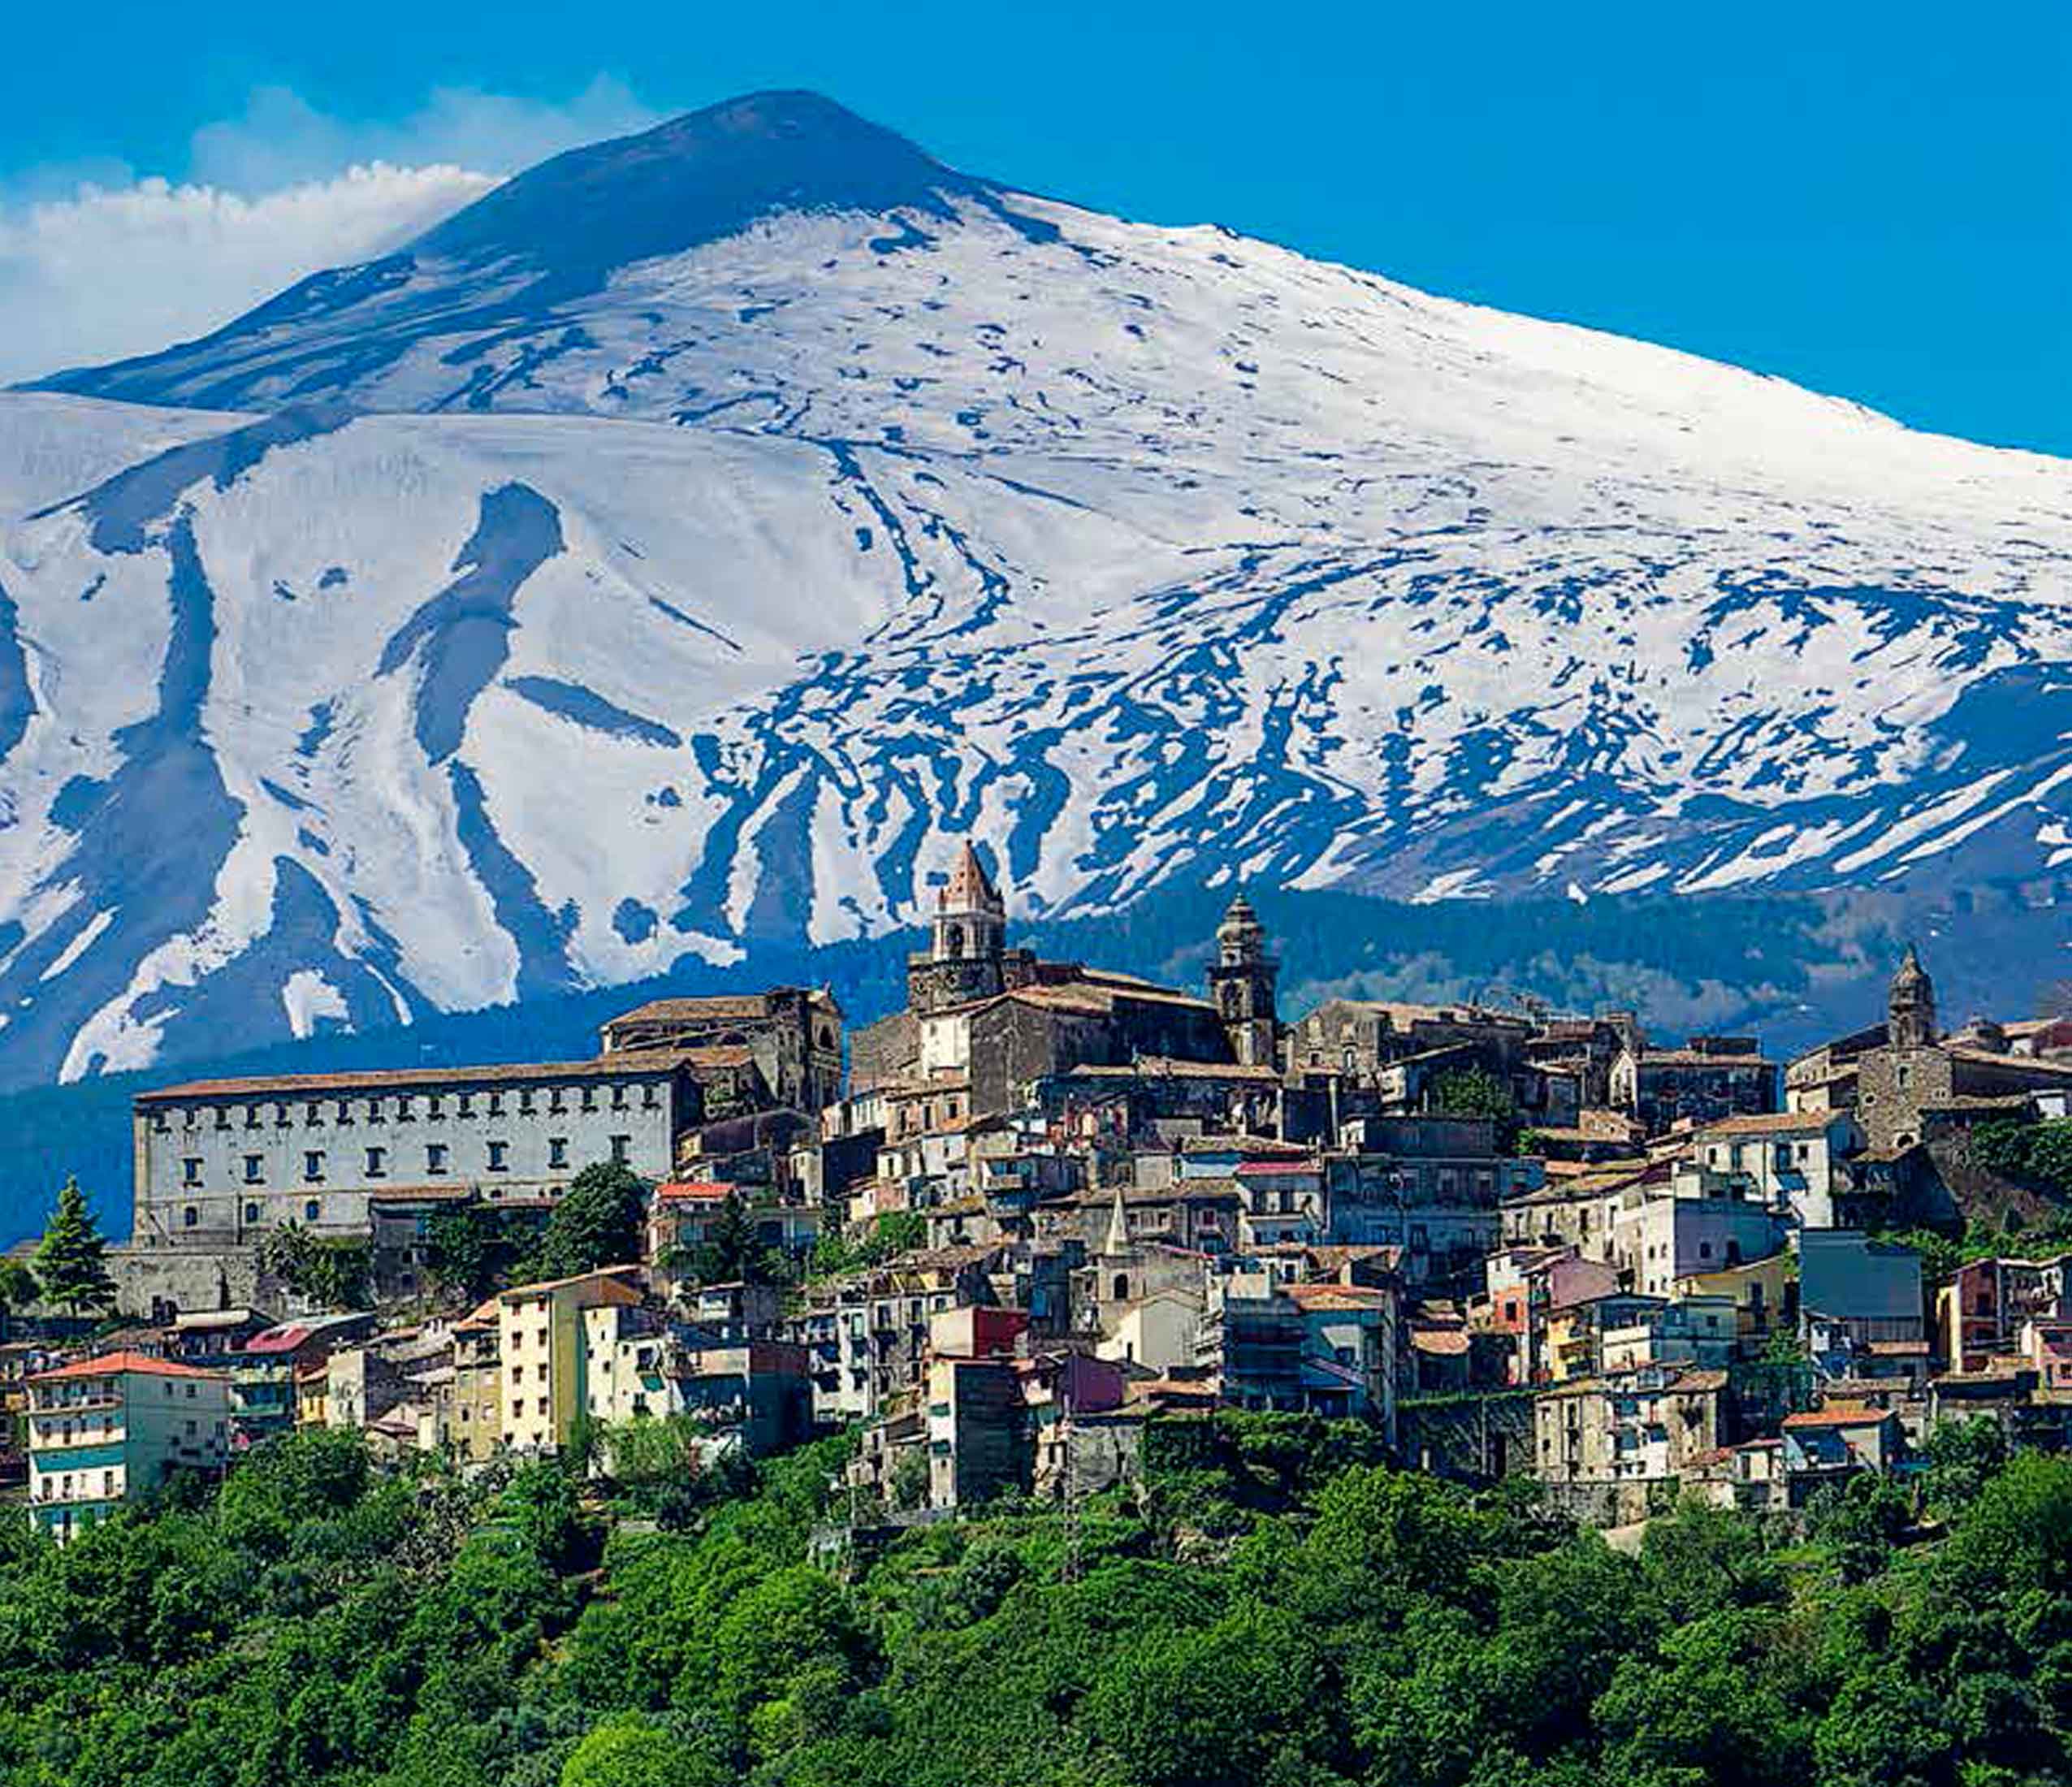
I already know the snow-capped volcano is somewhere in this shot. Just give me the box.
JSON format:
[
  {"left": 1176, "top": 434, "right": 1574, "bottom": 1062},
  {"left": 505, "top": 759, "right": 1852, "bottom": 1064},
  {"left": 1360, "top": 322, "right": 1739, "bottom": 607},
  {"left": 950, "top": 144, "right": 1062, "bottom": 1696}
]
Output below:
[{"left": 1, "top": 90, "right": 2067, "bottom": 1085}]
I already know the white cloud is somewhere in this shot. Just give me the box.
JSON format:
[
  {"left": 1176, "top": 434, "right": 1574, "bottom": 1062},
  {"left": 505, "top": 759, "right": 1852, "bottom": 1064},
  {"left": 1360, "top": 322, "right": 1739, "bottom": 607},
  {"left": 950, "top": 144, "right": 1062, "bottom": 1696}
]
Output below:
[
  {"left": 186, "top": 76, "right": 661, "bottom": 193},
  {"left": 0, "top": 164, "right": 493, "bottom": 383},
  {"left": 0, "top": 77, "right": 664, "bottom": 387}
]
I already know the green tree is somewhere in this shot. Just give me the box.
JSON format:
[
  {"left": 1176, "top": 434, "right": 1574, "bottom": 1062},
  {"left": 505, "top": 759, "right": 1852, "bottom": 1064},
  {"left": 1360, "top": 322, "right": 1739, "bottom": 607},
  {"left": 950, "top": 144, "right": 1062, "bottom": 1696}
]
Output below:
[
  {"left": 2030, "top": 1122, "right": 2072, "bottom": 1197},
  {"left": 32, "top": 1176, "right": 115, "bottom": 1316},
  {"left": 535, "top": 1161, "right": 647, "bottom": 1280},
  {"left": 1639, "top": 1497, "right": 1784, "bottom": 1624},
  {"left": 0, "top": 1257, "right": 39, "bottom": 1318},
  {"left": 686, "top": 1190, "right": 783, "bottom": 1287},
  {"left": 1597, "top": 1610, "right": 1804, "bottom": 1787},
  {"left": 1975, "top": 1119, "right": 2036, "bottom": 1182},
  {"left": 888, "top": 1443, "right": 930, "bottom": 1512},
  {"left": 1922, "top": 1416, "right": 2009, "bottom": 1514},
  {"left": 1434, "top": 1066, "right": 1523, "bottom": 1153},
  {"left": 1086, "top": 1605, "right": 1328, "bottom": 1787},
  {"left": 560, "top": 1715, "right": 724, "bottom": 1787},
  {"left": 1809, "top": 1472, "right": 1913, "bottom": 1586},
  {"left": 255, "top": 1222, "right": 370, "bottom": 1310},
  {"left": 424, "top": 1201, "right": 526, "bottom": 1301}
]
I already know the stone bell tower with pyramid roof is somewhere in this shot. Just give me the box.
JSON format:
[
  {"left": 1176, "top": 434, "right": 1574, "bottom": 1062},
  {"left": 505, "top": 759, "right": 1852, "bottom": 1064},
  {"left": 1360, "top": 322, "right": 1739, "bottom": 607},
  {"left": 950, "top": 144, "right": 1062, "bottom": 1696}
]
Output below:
[{"left": 907, "top": 842, "right": 1034, "bottom": 1015}]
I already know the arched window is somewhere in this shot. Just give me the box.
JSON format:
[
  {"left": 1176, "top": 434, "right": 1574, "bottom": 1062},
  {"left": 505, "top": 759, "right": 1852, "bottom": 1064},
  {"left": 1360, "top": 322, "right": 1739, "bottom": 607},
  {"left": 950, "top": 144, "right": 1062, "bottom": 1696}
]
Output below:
[
  {"left": 1113, "top": 1273, "right": 1130, "bottom": 1301},
  {"left": 945, "top": 924, "right": 965, "bottom": 959}
]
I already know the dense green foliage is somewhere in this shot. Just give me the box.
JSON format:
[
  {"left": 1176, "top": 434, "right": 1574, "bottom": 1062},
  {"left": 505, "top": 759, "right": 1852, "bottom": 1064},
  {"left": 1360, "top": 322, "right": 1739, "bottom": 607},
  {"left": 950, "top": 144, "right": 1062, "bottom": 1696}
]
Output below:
[
  {"left": 1976, "top": 1118, "right": 2072, "bottom": 1198},
  {"left": 809, "top": 1211, "right": 928, "bottom": 1281},
  {"left": 256, "top": 1222, "right": 373, "bottom": 1311},
  {"left": 423, "top": 1204, "right": 537, "bottom": 1303},
  {"left": 31, "top": 1175, "right": 114, "bottom": 1315},
  {"left": 11, "top": 1414, "right": 2072, "bottom": 1785},
  {"left": 0, "top": 1257, "right": 39, "bottom": 1315},
  {"left": 1433, "top": 1067, "right": 1524, "bottom": 1154},
  {"left": 680, "top": 1190, "right": 792, "bottom": 1287},
  {"left": 533, "top": 1162, "right": 647, "bottom": 1280}
]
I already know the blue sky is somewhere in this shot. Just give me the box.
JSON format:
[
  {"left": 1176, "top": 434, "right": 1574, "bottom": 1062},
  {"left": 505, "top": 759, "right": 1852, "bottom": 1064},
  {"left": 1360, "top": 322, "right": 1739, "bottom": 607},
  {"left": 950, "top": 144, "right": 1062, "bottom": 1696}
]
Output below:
[{"left": 2, "top": 0, "right": 2066, "bottom": 454}]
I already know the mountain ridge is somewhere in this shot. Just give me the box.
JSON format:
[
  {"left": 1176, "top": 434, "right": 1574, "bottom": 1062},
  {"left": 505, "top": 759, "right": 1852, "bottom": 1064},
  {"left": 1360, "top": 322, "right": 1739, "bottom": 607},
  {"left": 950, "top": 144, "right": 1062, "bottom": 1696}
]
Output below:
[{"left": 0, "top": 90, "right": 2064, "bottom": 1090}]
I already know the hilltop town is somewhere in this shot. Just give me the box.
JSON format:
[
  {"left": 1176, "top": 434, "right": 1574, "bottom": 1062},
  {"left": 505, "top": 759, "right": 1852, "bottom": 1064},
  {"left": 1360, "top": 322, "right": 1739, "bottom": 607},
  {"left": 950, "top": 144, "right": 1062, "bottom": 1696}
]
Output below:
[{"left": 11, "top": 845, "right": 2072, "bottom": 1541}]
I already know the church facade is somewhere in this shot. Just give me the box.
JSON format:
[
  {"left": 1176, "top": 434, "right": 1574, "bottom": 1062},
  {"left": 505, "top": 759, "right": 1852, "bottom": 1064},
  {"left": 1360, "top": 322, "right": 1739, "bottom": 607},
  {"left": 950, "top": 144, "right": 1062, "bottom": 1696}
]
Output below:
[{"left": 850, "top": 846, "right": 1283, "bottom": 1114}]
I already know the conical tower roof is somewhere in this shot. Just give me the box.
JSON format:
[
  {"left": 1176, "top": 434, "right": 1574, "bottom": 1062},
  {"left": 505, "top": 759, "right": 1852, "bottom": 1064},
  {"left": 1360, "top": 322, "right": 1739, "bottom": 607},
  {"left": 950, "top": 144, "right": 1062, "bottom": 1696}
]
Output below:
[
  {"left": 938, "top": 841, "right": 1001, "bottom": 911},
  {"left": 1104, "top": 1179, "right": 1132, "bottom": 1257}
]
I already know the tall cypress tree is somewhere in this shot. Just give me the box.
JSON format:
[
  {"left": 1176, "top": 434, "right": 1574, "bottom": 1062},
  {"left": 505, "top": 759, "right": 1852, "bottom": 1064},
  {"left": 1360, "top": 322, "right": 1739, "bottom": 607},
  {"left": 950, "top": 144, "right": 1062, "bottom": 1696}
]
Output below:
[{"left": 33, "top": 1177, "right": 116, "bottom": 1317}]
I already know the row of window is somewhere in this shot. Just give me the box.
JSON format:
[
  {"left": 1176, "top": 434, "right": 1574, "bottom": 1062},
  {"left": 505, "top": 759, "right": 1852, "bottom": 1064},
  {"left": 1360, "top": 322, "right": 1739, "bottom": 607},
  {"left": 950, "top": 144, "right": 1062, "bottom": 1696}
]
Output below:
[
  {"left": 151, "top": 1082, "right": 664, "bottom": 1133},
  {"left": 179, "top": 1133, "right": 632, "bottom": 1192}
]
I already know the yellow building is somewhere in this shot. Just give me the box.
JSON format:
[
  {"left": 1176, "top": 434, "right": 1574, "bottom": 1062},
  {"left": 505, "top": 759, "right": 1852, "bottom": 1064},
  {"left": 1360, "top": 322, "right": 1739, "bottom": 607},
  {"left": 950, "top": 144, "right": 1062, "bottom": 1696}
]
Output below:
[
  {"left": 495, "top": 1267, "right": 644, "bottom": 1454},
  {"left": 295, "top": 1361, "right": 330, "bottom": 1427},
  {"left": 449, "top": 1310, "right": 504, "bottom": 1465},
  {"left": 1675, "top": 1249, "right": 1797, "bottom": 1350},
  {"left": 1541, "top": 1309, "right": 1598, "bottom": 1383}
]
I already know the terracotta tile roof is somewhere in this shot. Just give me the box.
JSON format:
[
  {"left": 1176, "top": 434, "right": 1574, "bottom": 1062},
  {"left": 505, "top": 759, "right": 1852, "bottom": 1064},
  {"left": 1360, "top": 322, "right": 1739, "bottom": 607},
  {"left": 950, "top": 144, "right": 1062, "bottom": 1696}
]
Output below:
[
  {"left": 607, "top": 992, "right": 798, "bottom": 1024},
  {"left": 654, "top": 1181, "right": 733, "bottom": 1202},
  {"left": 938, "top": 842, "right": 999, "bottom": 911},
  {"left": 682, "top": 1045, "right": 758, "bottom": 1069},
  {"left": 495, "top": 1266, "right": 644, "bottom": 1304},
  {"left": 33, "top": 1349, "right": 224, "bottom": 1382},
  {"left": 1631, "top": 1047, "right": 1775, "bottom": 1069},
  {"left": 1698, "top": 1110, "right": 1837, "bottom": 1138},
  {"left": 1284, "top": 1282, "right": 1392, "bottom": 1310},
  {"left": 1949, "top": 1047, "right": 2072, "bottom": 1079},
  {"left": 139, "top": 1050, "right": 697, "bottom": 1101},
  {"left": 1783, "top": 1404, "right": 1895, "bottom": 1430},
  {"left": 885, "top": 1073, "right": 970, "bottom": 1095},
  {"left": 1410, "top": 1329, "right": 1471, "bottom": 1356},
  {"left": 1066, "top": 1056, "right": 1281, "bottom": 1082},
  {"left": 1179, "top": 1134, "right": 1311, "bottom": 1157},
  {"left": 245, "top": 1313, "right": 370, "bottom": 1354}
]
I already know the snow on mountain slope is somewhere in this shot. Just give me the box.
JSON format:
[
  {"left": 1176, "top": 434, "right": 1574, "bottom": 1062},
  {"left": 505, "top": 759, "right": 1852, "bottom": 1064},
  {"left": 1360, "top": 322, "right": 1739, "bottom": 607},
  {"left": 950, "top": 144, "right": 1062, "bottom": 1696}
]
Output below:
[{"left": 2, "top": 90, "right": 2070, "bottom": 1086}]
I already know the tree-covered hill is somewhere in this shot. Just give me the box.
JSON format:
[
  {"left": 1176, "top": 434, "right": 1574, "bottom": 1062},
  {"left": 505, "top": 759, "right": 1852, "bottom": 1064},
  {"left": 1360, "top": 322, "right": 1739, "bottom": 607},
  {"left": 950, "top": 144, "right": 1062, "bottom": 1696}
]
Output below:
[{"left": 2, "top": 1414, "right": 2069, "bottom": 1786}]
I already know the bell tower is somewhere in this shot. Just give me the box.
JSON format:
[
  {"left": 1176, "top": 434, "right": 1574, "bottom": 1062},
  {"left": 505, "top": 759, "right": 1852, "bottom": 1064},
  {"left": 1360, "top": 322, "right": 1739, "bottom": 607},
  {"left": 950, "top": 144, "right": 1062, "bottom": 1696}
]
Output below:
[
  {"left": 908, "top": 842, "right": 1010, "bottom": 1015},
  {"left": 1888, "top": 944, "right": 1938, "bottom": 1049},
  {"left": 1207, "top": 892, "right": 1280, "bottom": 1068}
]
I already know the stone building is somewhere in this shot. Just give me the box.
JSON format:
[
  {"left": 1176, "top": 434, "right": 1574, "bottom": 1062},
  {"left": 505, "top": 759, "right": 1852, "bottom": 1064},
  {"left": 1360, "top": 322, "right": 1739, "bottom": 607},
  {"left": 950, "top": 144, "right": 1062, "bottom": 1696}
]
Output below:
[
  {"left": 1609, "top": 1036, "right": 1776, "bottom": 1134},
  {"left": 1288, "top": 997, "right": 1534, "bottom": 1084},
  {"left": 1791, "top": 948, "right": 2072, "bottom": 1153},
  {"left": 132, "top": 1055, "right": 703, "bottom": 1249},
  {"left": 905, "top": 844, "right": 1038, "bottom": 1018},
  {"left": 849, "top": 846, "right": 1257, "bottom": 1117},
  {"left": 1533, "top": 1364, "right": 1729, "bottom": 1516},
  {"left": 599, "top": 986, "right": 845, "bottom": 1114}
]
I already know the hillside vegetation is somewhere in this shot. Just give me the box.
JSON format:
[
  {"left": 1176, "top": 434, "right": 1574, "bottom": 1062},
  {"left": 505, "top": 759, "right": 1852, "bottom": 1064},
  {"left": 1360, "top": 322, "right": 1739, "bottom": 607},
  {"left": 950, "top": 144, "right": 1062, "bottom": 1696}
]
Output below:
[{"left": 2, "top": 1415, "right": 2068, "bottom": 1786}]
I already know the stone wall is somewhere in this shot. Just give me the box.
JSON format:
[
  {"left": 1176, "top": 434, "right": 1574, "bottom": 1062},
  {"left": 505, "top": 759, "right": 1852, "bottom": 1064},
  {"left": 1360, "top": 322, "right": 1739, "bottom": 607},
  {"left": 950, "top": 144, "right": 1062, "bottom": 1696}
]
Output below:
[
  {"left": 106, "top": 1244, "right": 263, "bottom": 1322},
  {"left": 1396, "top": 1391, "right": 1537, "bottom": 1482}
]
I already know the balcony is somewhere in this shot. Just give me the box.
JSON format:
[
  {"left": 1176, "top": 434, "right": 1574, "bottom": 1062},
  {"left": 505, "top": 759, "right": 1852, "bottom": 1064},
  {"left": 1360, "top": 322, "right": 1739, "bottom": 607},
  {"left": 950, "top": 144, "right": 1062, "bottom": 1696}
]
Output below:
[{"left": 31, "top": 1427, "right": 127, "bottom": 1450}]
